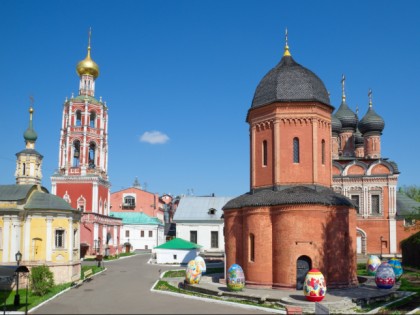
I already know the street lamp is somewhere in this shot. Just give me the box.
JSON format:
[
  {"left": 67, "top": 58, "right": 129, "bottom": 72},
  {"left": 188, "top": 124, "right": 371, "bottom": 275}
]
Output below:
[
  {"left": 380, "top": 236, "right": 383, "bottom": 261},
  {"left": 14, "top": 251, "right": 22, "bottom": 307}
]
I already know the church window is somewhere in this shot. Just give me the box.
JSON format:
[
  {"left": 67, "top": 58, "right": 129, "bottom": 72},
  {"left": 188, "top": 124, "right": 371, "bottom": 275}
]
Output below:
[
  {"left": 77, "top": 196, "right": 86, "bottom": 211},
  {"left": 371, "top": 195, "right": 380, "bottom": 214},
  {"left": 73, "top": 229, "right": 78, "bottom": 249},
  {"left": 249, "top": 233, "right": 255, "bottom": 262},
  {"left": 125, "top": 230, "right": 130, "bottom": 237},
  {"left": 190, "top": 230, "right": 197, "bottom": 244},
  {"left": 75, "top": 110, "right": 82, "bottom": 126},
  {"left": 88, "top": 142, "right": 96, "bottom": 169},
  {"left": 63, "top": 192, "right": 71, "bottom": 204},
  {"left": 293, "top": 137, "right": 300, "bottom": 163},
  {"left": 22, "top": 163, "right": 26, "bottom": 175},
  {"left": 123, "top": 196, "right": 135, "bottom": 208},
  {"left": 149, "top": 230, "right": 153, "bottom": 237},
  {"left": 89, "top": 111, "right": 96, "bottom": 128},
  {"left": 351, "top": 195, "right": 360, "bottom": 214},
  {"left": 211, "top": 231, "right": 218, "bottom": 248},
  {"left": 321, "top": 139, "right": 325, "bottom": 165},
  {"left": 262, "top": 140, "right": 268, "bottom": 166},
  {"left": 73, "top": 140, "right": 80, "bottom": 167},
  {"left": 208, "top": 208, "right": 216, "bottom": 215},
  {"left": 55, "top": 229, "right": 65, "bottom": 248},
  {"left": 141, "top": 230, "right": 144, "bottom": 237}
]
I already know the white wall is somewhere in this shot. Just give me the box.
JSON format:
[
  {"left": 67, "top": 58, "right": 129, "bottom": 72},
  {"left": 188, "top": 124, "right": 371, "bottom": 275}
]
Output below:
[
  {"left": 122, "top": 224, "right": 164, "bottom": 250},
  {"left": 176, "top": 222, "right": 224, "bottom": 253},
  {"left": 154, "top": 248, "right": 200, "bottom": 264}
]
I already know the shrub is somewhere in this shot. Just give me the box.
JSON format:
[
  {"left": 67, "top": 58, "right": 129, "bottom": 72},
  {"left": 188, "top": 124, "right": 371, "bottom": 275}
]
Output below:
[{"left": 30, "top": 265, "right": 55, "bottom": 296}]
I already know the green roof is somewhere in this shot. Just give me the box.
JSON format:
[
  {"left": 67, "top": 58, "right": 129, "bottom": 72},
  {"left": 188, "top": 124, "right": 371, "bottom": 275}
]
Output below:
[
  {"left": 110, "top": 212, "right": 163, "bottom": 225},
  {"left": 154, "top": 237, "right": 202, "bottom": 250},
  {"left": 0, "top": 185, "right": 35, "bottom": 201},
  {"left": 71, "top": 95, "right": 103, "bottom": 105},
  {"left": 25, "top": 191, "right": 74, "bottom": 211}
]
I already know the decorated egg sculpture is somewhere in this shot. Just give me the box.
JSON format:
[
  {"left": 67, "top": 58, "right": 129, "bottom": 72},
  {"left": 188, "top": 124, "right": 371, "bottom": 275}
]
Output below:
[
  {"left": 227, "top": 264, "right": 245, "bottom": 291},
  {"left": 367, "top": 255, "right": 382, "bottom": 276},
  {"left": 388, "top": 258, "right": 403, "bottom": 281},
  {"left": 375, "top": 262, "right": 395, "bottom": 289},
  {"left": 303, "top": 269, "right": 327, "bottom": 302},
  {"left": 185, "top": 260, "right": 202, "bottom": 284},
  {"left": 195, "top": 256, "right": 207, "bottom": 274}
]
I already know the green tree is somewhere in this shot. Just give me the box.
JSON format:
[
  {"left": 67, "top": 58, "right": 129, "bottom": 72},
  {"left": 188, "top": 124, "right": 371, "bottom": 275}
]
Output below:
[{"left": 30, "top": 265, "right": 55, "bottom": 296}]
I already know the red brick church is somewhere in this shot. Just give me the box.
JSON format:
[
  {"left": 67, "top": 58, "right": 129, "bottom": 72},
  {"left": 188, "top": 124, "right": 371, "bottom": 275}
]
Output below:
[{"left": 223, "top": 35, "right": 358, "bottom": 289}]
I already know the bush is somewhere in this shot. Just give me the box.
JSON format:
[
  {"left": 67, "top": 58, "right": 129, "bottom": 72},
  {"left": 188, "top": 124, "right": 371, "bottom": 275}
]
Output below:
[{"left": 30, "top": 265, "right": 55, "bottom": 296}]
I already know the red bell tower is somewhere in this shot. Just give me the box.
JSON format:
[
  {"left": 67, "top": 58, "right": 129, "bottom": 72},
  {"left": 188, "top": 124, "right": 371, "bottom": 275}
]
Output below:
[{"left": 51, "top": 30, "right": 122, "bottom": 257}]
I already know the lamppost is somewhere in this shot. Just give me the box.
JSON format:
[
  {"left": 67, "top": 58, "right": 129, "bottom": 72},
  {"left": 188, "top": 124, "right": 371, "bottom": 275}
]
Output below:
[
  {"left": 14, "top": 251, "right": 22, "bottom": 307},
  {"left": 380, "top": 236, "right": 383, "bottom": 261}
]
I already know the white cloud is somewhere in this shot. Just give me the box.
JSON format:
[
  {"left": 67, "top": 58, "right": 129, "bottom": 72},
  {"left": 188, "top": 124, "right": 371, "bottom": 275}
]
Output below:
[{"left": 140, "top": 131, "right": 170, "bottom": 144}]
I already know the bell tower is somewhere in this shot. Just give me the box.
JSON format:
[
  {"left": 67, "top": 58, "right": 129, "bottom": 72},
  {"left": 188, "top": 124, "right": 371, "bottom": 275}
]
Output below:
[{"left": 51, "top": 29, "right": 121, "bottom": 257}]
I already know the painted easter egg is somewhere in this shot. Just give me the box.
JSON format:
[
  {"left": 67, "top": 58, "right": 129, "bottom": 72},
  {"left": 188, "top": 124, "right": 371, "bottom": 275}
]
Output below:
[
  {"left": 375, "top": 262, "right": 395, "bottom": 289},
  {"left": 195, "top": 256, "right": 207, "bottom": 274},
  {"left": 367, "top": 255, "right": 382, "bottom": 276},
  {"left": 227, "top": 264, "right": 245, "bottom": 291},
  {"left": 185, "top": 260, "right": 202, "bottom": 284},
  {"left": 388, "top": 258, "right": 403, "bottom": 281},
  {"left": 303, "top": 269, "right": 327, "bottom": 302}
]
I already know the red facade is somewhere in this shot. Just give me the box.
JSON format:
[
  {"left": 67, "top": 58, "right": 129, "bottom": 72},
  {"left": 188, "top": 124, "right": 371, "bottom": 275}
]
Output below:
[{"left": 51, "top": 36, "right": 122, "bottom": 257}]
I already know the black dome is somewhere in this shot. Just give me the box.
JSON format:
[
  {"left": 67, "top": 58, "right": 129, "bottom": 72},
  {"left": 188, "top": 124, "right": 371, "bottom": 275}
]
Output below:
[
  {"left": 331, "top": 114, "right": 342, "bottom": 135},
  {"left": 359, "top": 106, "right": 385, "bottom": 135},
  {"left": 251, "top": 55, "right": 330, "bottom": 108},
  {"left": 335, "top": 99, "right": 358, "bottom": 131},
  {"left": 354, "top": 127, "right": 364, "bottom": 146}
]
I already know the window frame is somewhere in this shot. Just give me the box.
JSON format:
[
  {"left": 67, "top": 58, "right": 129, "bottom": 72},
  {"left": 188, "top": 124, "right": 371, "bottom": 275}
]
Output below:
[
  {"left": 293, "top": 137, "right": 300, "bottom": 163},
  {"left": 211, "top": 231, "right": 218, "bottom": 249},
  {"left": 55, "top": 229, "right": 66, "bottom": 249}
]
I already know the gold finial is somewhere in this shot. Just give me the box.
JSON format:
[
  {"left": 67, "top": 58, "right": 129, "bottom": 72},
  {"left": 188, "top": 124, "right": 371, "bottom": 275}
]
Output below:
[
  {"left": 368, "top": 89, "right": 373, "bottom": 108},
  {"left": 29, "top": 96, "right": 34, "bottom": 116},
  {"left": 341, "top": 74, "right": 346, "bottom": 101},
  {"left": 87, "top": 27, "right": 92, "bottom": 58},
  {"left": 283, "top": 28, "right": 291, "bottom": 57}
]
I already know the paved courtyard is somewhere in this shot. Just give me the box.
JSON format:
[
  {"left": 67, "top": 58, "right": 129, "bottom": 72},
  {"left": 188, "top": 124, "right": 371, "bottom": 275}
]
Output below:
[{"left": 32, "top": 254, "right": 270, "bottom": 314}]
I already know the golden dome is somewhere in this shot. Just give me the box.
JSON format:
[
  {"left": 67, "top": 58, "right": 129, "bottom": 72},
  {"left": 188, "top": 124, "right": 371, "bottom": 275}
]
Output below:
[{"left": 76, "top": 30, "right": 100, "bottom": 79}]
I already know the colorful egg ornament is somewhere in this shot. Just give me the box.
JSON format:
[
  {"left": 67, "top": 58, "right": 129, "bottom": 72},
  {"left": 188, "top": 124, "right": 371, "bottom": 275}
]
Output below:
[
  {"left": 185, "top": 260, "right": 202, "bottom": 284},
  {"left": 388, "top": 258, "right": 403, "bottom": 281},
  {"left": 367, "top": 255, "right": 382, "bottom": 276},
  {"left": 227, "top": 264, "right": 245, "bottom": 291},
  {"left": 195, "top": 255, "right": 207, "bottom": 274},
  {"left": 303, "top": 269, "right": 327, "bottom": 302},
  {"left": 375, "top": 262, "right": 395, "bottom": 289}
]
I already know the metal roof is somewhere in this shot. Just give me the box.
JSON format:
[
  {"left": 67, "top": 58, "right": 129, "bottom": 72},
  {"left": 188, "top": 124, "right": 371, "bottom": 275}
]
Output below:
[
  {"left": 25, "top": 191, "right": 74, "bottom": 211},
  {"left": 0, "top": 185, "right": 35, "bottom": 201},
  {"left": 110, "top": 212, "right": 163, "bottom": 225},
  {"left": 154, "top": 237, "right": 201, "bottom": 250},
  {"left": 173, "top": 196, "right": 235, "bottom": 221},
  {"left": 396, "top": 192, "right": 420, "bottom": 217}
]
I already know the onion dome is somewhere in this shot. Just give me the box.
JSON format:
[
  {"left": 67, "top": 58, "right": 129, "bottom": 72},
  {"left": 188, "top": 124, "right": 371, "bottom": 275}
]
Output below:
[
  {"left": 24, "top": 106, "right": 37, "bottom": 142},
  {"left": 331, "top": 114, "right": 342, "bottom": 135},
  {"left": 251, "top": 30, "right": 330, "bottom": 108},
  {"left": 358, "top": 90, "right": 385, "bottom": 134},
  {"left": 334, "top": 75, "right": 357, "bottom": 131},
  {"left": 76, "top": 29, "right": 99, "bottom": 79}
]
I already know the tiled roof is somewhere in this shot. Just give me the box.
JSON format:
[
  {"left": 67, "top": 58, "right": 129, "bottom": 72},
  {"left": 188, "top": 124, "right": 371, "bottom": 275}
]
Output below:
[
  {"left": 251, "top": 55, "right": 330, "bottom": 108},
  {"left": 223, "top": 185, "right": 354, "bottom": 210},
  {"left": 173, "top": 196, "right": 234, "bottom": 221},
  {"left": 110, "top": 212, "right": 163, "bottom": 225},
  {"left": 154, "top": 237, "right": 201, "bottom": 250},
  {"left": 15, "top": 149, "right": 43, "bottom": 157}
]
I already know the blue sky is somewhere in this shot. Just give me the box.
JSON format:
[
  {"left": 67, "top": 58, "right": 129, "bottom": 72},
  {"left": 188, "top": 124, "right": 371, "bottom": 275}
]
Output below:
[{"left": 0, "top": 1, "right": 419, "bottom": 197}]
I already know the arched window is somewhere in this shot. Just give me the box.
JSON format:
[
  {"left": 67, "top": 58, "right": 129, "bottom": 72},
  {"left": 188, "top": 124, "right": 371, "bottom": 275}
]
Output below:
[
  {"left": 249, "top": 233, "right": 255, "bottom": 262},
  {"left": 293, "top": 137, "right": 300, "bottom": 163},
  {"left": 75, "top": 110, "right": 82, "bottom": 126},
  {"left": 321, "top": 139, "right": 325, "bottom": 165},
  {"left": 262, "top": 140, "right": 268, "bottom": 167},
  {"left": 73, "top": 140, "right": 80, "bottom": 167},
  {"left": 89, "top": 111, "right": 96, "bottom": 128},
  {"left": 89, "top": 142, "right": 96, "bottom": 169},
  {"left": 22, "top": 163, "right": 26, "bottom": 175},
  {"left": 77, "top": 196, "right": 86, "bottom": 211}
]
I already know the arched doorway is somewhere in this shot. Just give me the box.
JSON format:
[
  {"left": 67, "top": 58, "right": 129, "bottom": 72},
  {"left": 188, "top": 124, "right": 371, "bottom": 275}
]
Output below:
[
  {"left": 356, "top": 227, "right": 367, "bottom": 255},
  {"left": 296, "top": 255, "right": 312, "bottom": 290}
]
